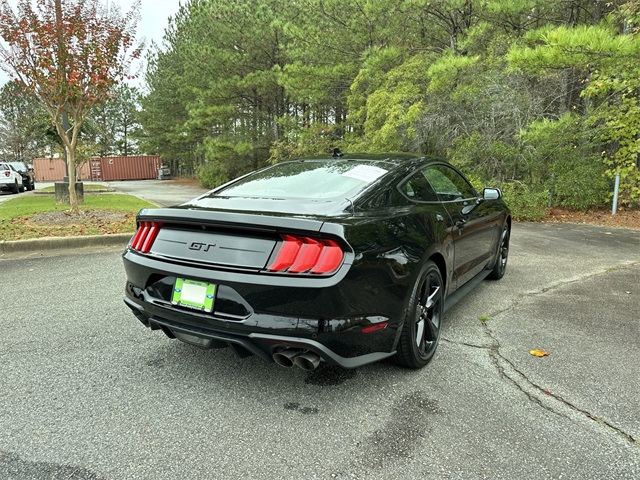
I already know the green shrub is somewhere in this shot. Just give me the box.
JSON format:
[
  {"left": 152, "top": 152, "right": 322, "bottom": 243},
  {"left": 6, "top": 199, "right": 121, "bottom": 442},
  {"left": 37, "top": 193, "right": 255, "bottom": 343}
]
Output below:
[
  {"left": 196, "top": 162, "right": 229, "bottom": 189},
  {"left": 450, "top": 133, "right": 520, "bottom": 182},
  {"left": 499, "top": 181, "right": 548, "bottom": 221},
  {"left": 550, "top": 158, "right": 609, "bottom": 210},
  {"left": 520, "top": 113, "right": 609, "bottom": 210}
]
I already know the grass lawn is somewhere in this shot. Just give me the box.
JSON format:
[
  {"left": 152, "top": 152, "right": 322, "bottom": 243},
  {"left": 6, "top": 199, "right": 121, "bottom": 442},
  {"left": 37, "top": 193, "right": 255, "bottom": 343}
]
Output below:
[{"left": 0, "top": 194, "right": 156, "bottom": 241}]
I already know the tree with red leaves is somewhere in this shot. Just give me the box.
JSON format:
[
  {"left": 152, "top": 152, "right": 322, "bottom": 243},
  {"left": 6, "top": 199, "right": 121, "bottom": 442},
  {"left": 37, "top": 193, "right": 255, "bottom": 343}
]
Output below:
[{"left": 0, "top": 0, "right": 141, "bottom": 212}]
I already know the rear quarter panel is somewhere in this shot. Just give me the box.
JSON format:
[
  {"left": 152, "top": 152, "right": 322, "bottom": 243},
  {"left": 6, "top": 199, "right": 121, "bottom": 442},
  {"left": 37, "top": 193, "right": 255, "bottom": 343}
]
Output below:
[{"left": 339, "top": 204, "right": 453, "bottom": 325}]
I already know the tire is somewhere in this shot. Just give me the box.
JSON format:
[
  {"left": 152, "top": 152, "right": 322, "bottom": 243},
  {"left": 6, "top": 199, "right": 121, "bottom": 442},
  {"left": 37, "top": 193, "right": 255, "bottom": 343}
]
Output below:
[
  {"left": 487, "top": 225, "right": 509, "bottom": 280},
  {"left": 26, "top": 179, "right": 33, "bottom": 191},
  {"left": 395, "top": 260, "right": 444, "bottom": 369},
  {"left": 18, "top": 183, "right": 25, "bottom": 192},
  {"left": 11, "top": 180, "right": 19, "bottom": 194}
]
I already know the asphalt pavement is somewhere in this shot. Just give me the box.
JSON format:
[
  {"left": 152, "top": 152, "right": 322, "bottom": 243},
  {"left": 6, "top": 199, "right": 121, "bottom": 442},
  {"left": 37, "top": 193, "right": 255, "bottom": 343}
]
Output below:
[
  {"left": 102, "top": 179, "right": 209, "bottom": 207},
  {"left": 0, "top": 180, "right": 638, "bottom": 479}
]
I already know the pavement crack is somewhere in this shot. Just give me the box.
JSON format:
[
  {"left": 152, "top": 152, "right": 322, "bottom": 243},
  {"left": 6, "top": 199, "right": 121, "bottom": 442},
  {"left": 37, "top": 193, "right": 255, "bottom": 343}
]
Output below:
[
  {"left": 486, "top": 261, "right": 640, "bottom": 320},
  {"left": 503, "top": 353, "right": 638, "bottom": 445},
  {"left": 440, "top": 338, "right": 490, "bottom": 350},
  {"left": 480, "top": 324, "right": 571, "bottom": 421},
  {"left": 480, "top": 322, "right": 638, "bottom": 446}
]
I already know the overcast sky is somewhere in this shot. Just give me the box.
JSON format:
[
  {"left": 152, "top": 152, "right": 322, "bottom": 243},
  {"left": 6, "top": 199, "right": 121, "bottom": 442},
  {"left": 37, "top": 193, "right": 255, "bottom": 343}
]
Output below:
[{"left": 0, "top": 0, "right": 184, "bottom": 88}]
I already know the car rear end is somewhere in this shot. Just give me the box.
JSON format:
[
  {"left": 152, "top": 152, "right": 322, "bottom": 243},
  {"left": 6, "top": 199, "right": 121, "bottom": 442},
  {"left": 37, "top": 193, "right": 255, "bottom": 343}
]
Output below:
[
  {"left": 122, "top": 157, "right": 416, "bottom": 369},
  {"left": 8, "top": 162, "right": 34, "bottom": 190},
  {"left": 0, "top": 168, "right": 12, "bottom": 190},
  {"left": 122, "top": 207, "right": 404, "bottom": 369},
  {"left": 0, "top": 163, "right": 19, "bottom": 192}
]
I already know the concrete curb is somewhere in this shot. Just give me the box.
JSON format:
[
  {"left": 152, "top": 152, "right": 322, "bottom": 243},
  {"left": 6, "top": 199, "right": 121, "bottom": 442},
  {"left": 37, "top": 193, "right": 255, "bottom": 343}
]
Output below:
[{"left": 0, "top": 233, "right": 133, "bottom": 255}]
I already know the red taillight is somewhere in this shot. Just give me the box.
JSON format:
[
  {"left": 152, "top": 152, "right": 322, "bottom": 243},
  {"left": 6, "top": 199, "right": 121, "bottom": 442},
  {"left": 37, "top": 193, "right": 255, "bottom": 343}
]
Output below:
[
  {"left": 267, "top": 234, "right": 302, "bottom": 271},
  {"left": 3, "top": 171, "right": 10, "bottom": 177},
  {"left": 288, "top": 237, "right": 322, "bottom": 273},
  {"left": 310, "top": 240, "right": 343, "bottom": 274},
  {"left": 132, "top": 223, "right": 150, "bottom": 250},
  {"left": 130, "top": 221, "right": 162, "bottom": 254},
  {"left": 267, "top": 235, "right": 345, "bottom": 275}
]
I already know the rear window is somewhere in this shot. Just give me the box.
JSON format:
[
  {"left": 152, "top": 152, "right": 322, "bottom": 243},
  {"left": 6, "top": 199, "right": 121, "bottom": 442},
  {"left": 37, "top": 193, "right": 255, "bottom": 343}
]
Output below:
[
  {"left": 214, "top": 161, "right": 389, "bottom": 199},
  {"left": 8, "top": 162, "right": 26, "bottom": 171}
]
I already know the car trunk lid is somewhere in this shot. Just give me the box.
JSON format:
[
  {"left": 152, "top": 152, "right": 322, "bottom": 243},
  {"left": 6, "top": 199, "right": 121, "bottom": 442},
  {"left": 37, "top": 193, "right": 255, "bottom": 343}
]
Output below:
[{"left": 132, "top": 207, "right": 338, "bottom": 271}]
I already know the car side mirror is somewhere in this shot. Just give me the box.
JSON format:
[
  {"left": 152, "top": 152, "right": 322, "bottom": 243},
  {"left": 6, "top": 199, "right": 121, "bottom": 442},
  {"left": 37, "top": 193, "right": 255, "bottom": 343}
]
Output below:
[
  {"left": 461, "top": 188, "right": 502, "bottom": 215},
  {"left": 482, "top": 188, "right": 502, "bottom": 201}
]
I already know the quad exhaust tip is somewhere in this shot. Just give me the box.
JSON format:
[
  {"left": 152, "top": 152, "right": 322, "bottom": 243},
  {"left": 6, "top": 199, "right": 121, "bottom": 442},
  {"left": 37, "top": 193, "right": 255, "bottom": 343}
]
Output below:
[
  {"left": 273, "top": 348, "right": 322, "bottom": 370},
  {"left": 273, "top": 348, "right": 299, "bottom": 367},
  {"left": 293, "top": 351, "right": 321, "bottom": 371}
]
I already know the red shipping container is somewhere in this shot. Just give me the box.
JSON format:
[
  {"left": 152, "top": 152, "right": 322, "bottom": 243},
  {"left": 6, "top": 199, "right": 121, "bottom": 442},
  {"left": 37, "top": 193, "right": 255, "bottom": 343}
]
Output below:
[{"left": 32, "top": 156, "right": 162, "bottom": 182}]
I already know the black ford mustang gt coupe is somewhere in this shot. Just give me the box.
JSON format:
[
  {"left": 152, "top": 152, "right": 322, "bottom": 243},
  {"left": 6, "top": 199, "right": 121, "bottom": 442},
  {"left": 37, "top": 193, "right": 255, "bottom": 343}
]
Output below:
[{"left": 123, "top": 153, "right": 510, "bottom": 370}]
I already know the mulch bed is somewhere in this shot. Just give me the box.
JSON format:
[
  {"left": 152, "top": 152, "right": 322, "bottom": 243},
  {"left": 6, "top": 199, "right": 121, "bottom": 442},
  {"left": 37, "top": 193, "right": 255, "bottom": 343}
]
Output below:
[
  {"left": 543, "top": 208, "right": 640, "bottom": 230},
  {"left": 28, "top": 210, "right": 130, "bottom": 226}
]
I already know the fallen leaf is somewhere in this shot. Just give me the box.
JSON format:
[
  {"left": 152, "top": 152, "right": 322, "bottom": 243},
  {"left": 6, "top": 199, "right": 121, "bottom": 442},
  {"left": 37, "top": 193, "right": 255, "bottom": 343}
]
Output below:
[{"left": 530, "top": 349, "right": 549, "bottom": 357}]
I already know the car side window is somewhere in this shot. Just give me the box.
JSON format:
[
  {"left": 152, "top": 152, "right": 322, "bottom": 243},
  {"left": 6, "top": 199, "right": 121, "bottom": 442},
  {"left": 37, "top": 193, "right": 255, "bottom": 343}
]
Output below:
[
  {"left": 400, "top": 168, "right": 439, "bottom": 202},
  {"left": 423, "top": 165, "right": 476, "bottom": 202}
]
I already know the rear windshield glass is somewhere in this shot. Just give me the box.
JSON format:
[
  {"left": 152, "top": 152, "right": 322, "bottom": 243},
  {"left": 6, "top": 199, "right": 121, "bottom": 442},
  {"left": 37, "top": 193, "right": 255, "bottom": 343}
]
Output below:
[{"left": 214, "top": 161, "right": 389, "bottom": 199}]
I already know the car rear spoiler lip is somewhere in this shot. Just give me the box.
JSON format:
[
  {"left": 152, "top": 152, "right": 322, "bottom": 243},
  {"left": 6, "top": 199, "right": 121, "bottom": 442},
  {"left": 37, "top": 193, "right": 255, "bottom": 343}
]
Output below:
[{"left": 136, "top": 207, "right": 328, "bottom": 234}]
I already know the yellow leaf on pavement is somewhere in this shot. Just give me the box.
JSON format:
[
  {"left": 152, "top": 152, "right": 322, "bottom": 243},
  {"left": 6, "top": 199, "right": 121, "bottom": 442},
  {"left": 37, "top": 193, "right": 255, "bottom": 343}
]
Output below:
[{"left": 530, "top": 349, "right": 549, "bottom": 357}]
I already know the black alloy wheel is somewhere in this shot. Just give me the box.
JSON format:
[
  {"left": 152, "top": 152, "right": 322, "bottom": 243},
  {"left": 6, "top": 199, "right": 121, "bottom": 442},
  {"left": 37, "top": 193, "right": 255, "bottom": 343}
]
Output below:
[
  {"left": 395, "top": 260, "right": 444, "bottom": 369},
  {"left": 488, "top": 225, "right": 509, "bottom": 280}
]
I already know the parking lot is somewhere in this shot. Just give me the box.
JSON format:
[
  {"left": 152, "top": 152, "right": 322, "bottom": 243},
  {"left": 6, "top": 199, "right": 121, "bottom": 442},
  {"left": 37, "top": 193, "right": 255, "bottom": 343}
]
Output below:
[
  {"left": 0, "top": 181, "right": 639, "bottom": 479},
  {"left": 0, "top": 182, "right": 52, "bottom": 204}
]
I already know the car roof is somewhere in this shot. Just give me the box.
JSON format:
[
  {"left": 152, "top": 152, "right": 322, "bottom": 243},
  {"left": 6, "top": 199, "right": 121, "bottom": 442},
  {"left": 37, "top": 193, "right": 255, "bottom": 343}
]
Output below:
[{"left": 298, "top": 152, "right": 422, "bottom": 165}]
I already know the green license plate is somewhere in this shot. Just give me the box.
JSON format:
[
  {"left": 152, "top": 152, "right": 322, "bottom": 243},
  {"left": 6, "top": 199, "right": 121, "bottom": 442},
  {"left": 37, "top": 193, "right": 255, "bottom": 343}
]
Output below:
[{"left": 171, "top": 278, "right": 216, "bottom": 313}]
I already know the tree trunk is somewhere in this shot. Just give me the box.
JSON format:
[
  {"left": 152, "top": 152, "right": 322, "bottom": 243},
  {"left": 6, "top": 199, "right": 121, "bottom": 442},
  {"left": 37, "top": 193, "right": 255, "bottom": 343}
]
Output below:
[
  {"left": 67, "top": 144, "right": 79, "bottom": 214},
  {"left": 55, "top": 115, "right": 81, "bottom": 214}
]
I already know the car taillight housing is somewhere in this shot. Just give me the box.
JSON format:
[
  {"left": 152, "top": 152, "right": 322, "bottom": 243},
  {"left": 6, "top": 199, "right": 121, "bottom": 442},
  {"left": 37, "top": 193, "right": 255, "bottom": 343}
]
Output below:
[
  {"left": 267, "top": 234, "right": 344, "bottom": 275},
  {"left": 3, "top": 171, "right": 10, "bottom": 177},
  {"left": 130, "top": 221, "right": 162, "bottom": 254}
]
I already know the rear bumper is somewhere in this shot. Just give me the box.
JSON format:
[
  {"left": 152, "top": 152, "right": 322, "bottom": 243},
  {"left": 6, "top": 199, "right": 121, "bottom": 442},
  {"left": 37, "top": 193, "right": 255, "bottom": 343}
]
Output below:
[{"left": 124, "top": 295, "right": 397, "bottom": 369}]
